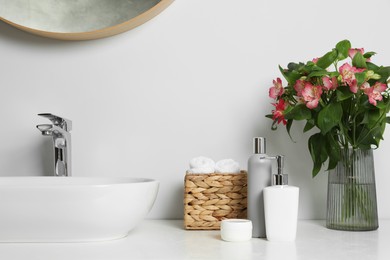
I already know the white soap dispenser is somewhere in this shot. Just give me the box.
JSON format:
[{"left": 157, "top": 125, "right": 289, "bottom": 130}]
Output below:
[{"left": 263, "top": 155, "right": 299, "bottom": 242}]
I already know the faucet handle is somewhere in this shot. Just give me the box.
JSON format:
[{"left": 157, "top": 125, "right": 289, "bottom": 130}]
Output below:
[{"left": 38, "top": 113, "right": 72, "bottom": 132}]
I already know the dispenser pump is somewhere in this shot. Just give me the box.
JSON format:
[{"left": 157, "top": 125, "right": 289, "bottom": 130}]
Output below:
[{"left": 272, "top": 155, "right": 288, "bottom": 186}]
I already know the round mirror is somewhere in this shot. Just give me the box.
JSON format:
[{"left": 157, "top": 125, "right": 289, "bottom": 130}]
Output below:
[{"left": 0, "top": 0, "right": 173, "bottom": 40}]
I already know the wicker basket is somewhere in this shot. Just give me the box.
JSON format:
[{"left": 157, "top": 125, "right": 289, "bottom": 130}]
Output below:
[{"left": 184, "top": 171, "right": 247, "bottom": 230}]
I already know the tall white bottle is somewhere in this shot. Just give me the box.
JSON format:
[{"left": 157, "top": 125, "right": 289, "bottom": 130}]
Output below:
[
  {"left": 247, "top": 137, "right": 272, "bottom": 238},
  {"left": 263, "top": 155, "right": 299, "bottom": 242}
]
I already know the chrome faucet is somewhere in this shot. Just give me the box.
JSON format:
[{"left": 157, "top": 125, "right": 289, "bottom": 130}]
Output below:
[{"left": 36, "top": 113, "right": 72, "bottom": 177}]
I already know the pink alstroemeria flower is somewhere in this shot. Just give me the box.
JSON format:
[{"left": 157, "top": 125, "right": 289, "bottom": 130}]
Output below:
[
  {"left": 339, "top": 63, "right": 365, "bottom": 93},
  {"left": 272, "top": 99, "right": 288, "bottom": 125},
  {"left": 349, "top": 48, "right": 364, "bottom": 59},
  {"left": 312, "top": 57, "right": 319, "bottom": 64},
  {"left": 294, "top": 79, "right": 305, "bottom": 97},
  {"left": 366, "top": 82, "right": 387, "bottom": 106},
  {"left": 322, "top": 76, "right": 338, "bottom": 91},
  {"left": 360, "top": 82, "right": 371, "bottom": 93},
  {"left": 349, "top": 48, "right": 371, "bottom": 62},
  {"left": 269, "top": 78, "right": 285, "bottom": 99},
  {"left": 302, "top": 83, "right": 323, "bottom": 109}
]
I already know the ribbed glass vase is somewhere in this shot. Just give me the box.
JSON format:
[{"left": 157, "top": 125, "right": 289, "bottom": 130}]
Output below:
[{"left": 326, "top": 148, "right": 378, "bottom": 231}]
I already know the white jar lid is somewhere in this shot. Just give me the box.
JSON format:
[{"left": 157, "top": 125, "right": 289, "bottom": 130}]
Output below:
[{"left": 220, "top": 219, "right": 252, "bottom": 242}]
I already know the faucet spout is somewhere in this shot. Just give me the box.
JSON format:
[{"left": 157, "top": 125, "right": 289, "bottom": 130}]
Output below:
[{"left": 37, "top": 114, "right": 72, "bottom": 177}]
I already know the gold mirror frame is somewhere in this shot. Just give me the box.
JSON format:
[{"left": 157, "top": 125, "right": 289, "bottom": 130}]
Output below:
[{"left": 0, "top": 0, "right": 173, "bottom": 41}]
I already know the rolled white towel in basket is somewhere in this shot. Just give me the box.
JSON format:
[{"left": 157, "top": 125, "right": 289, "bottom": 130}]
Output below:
[
  {"left": 187, "top": 167, "right": 216, "bottom": 174},
  {"left": 215, "top": 159, "right": 240, "bottom": 174},
  {"left": 189, "top": 156, "right": 215, "bottom": 169}
]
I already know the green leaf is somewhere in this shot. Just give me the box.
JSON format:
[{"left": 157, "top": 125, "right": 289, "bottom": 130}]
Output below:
[
  {"left": 364, "top": 109, "right": 381, "bottom": 128},
  {"left": 352, "top": 52, "right": 367, "bottom": 69},
  {"left": 376, "top": 66, "right": 390, "bottom": 83},
  {"left": 386, "top": 117, "right": 390, "bottom": 124},
  {"left": 363, "top": 52, "right": 376, "bottom": 59},
  {"left": 372, "top": 125, "right": 384, "bottom": 146},
  {"left": 336, "top": 87, "right": 353, "bottom": 101},
  {"left": 358, "top": 94, "right": 371, "bottom": 111},
  {"left": 271, "top": 120, "right": 278, "bottom": 130},
  {"left": 278, "top": 65, "right": 301, "bottom": 85},
  {"left": 326, "top": 133, "right": 341, "bottom": 171},
  {"left": 379, "top": 119, "right": 386, "bottom": 140},
  {"left": 286, "top": 119, "right": 294, "bottom": 141},
  {"left": 373, "top": 124, "right": 384, "bottom": 138},
  {"left": 355, "top": 72, "right": 366, "bottom": 86},
  {"left": 316, "top": 49, "right": 338, "bottom": 69},
  {"left": 377, "top": 66, "right": 390, "bottom": 74},
  {"left": 284, "top": 104, "right": 312, "bottom": 120},
  {"left": 329, "top": 71, "right": 340, "bottom": 78},
  {"left": 307, "top": 70, "right": 329, "bottom": 78},
  {"left": 287, "top": 62, "right": 304, "bottom": 71},
  {"left": 317, "top": 102, "right": 343, "bottom": 134},
  {"left": 359, "top": 112, "right": 369, "bottom": 125},
  {"left": 336, "top": 40, "right": 351, "bottom": 60},
  {"left": 358, "top": 144, "right": 372, "bottom": 150},
  {"left": 376, "top": 101, "right": 387, "bottom": 110},
  {"left": 308, "top": 133, "right": 328, "bottom": 177},
  {"left": 303, "top": 120, "right": 315, "bottom": 132},
  {"left": 366, "top": 62, "right": 379, "bottom": 71},
  {"left": 378, "top": 120, "right": 387, "bottom": 144},
  {"left": 358, "top": 126, "right": 383, "bottom": 147}
]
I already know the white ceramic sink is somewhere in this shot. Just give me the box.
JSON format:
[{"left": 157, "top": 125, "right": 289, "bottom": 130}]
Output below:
[{"left": 0, "top": 177, "right": 159, "bottom": 242}]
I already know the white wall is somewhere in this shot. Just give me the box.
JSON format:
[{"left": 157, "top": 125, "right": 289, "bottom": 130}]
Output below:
[{"left": 0, "top": 0, "right": 389, "bottom": 219}]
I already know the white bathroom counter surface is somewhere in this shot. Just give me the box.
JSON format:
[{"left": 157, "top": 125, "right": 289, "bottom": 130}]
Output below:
[{"left": 0, "top": 220, "right": 389, "bottom": 260}]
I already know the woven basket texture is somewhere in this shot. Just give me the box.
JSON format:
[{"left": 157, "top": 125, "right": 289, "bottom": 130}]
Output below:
[{"left": 184, "top": 171, "right": 247, "bottom": 230}]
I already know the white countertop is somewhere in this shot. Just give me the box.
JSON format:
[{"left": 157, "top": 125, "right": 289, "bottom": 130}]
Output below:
[{"left": 0, "top": 220, "right": 389, "bottom": 260}]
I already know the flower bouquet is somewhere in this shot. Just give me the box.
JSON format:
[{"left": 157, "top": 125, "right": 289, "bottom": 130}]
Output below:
[
  {"left": 267, "top": 40, "right": 390, "bottom": 177},
  {"left": 266, "top": 40, "right": 390, "bottom": 230}
]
